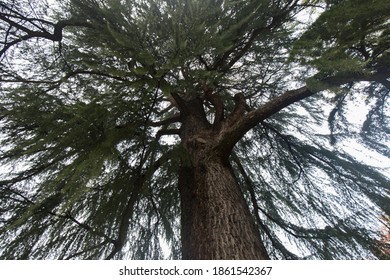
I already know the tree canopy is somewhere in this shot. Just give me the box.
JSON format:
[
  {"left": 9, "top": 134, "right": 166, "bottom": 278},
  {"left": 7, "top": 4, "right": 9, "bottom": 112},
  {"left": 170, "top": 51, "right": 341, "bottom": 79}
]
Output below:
[{"left": 0, "top": 0, "right": 389, "bottom": 259}]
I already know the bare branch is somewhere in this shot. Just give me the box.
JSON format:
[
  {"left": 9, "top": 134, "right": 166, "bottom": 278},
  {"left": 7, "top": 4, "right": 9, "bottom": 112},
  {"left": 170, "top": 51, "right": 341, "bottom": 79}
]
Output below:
[{"left": 0, "top": 10, "right": 92, "bottom": 57}]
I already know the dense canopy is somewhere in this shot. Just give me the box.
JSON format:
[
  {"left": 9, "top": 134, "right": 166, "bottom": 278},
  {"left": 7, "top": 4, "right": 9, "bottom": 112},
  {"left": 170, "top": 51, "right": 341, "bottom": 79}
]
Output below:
[{"left": 0, "top": 0, "right": 389, "bottom": 259}]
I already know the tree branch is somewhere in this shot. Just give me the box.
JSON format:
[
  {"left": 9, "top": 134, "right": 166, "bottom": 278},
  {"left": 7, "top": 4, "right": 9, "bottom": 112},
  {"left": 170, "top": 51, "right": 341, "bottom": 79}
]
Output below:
[
  {"left": 213, "top": 1, "right": 300, "bottom": 73},
  {"left": 231, "top": 152, "right": 299, "bottom": 259},
  {"left": 0, "top": 69, "right": 131, "bottom": 85},
  {"left": 218, "top": 72, "right": 390, "bottom": 158},
  {"left": 378, "top": 78, "right": 390, "bottom": 90},
  {"left": 149, "top": 113, "right": 181, "bottom": 127},
  {"left": 0, "top": 12, "right": 91, "bottom": 57},
  {"left": 224, "top": 92, "right": 247, "bottom": 127},
  {"left": 64, "top": 240, "right": 110, "bottom": 260},
  {"left": 156, "top": 128, "right": 181, "bottom": 140},
  {"left": 203, "top": 83, "right": 224, "bottom": 131},
  {"left": 104, "top": 150, "right": 173, "bottom": 259}
]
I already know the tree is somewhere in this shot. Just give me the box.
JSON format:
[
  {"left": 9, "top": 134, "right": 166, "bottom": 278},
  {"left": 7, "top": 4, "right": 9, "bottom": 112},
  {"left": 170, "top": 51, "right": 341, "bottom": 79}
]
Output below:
[{"left": 0, "top": 0, "right": 389, "bottom": 260}]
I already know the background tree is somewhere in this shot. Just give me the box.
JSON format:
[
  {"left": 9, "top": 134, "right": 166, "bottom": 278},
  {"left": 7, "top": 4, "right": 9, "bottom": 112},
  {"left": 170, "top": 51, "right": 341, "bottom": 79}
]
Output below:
[{"left": 0, "top": 0, "right": 389, "bottom": 259}]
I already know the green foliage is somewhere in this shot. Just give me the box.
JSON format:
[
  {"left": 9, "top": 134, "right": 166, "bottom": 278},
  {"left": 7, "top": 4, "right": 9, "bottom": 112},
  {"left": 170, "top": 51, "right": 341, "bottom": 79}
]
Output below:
[
  {"left": 292, "top": 0, "right": 390, "bottom": 77},
  {"left": 0, "top": 0, "right": 389, "bottom": 260}
]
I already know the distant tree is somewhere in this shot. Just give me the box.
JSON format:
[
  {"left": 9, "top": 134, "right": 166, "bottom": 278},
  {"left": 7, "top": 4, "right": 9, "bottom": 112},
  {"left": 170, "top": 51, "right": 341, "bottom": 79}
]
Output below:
[{"left": 0, "top": 0, "right": 389, "bottom": 259}]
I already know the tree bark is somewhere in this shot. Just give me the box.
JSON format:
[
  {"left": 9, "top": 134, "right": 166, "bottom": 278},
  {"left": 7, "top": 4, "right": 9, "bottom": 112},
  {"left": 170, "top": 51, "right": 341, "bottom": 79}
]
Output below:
[
  {"left": 179, "top": 154, "right": 269, "bottom": 259},
  {"left": 177, "top": 97, "right": 269, "bottom": 259},
  {"left": 174, "top": 70, "right": 390, "bottom": 259}
]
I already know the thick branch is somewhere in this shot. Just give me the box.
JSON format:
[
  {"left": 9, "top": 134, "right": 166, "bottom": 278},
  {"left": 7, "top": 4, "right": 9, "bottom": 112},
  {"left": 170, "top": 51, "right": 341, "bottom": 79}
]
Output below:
[
  {"left": 225, "top": 92, "right": 247, "bottom": 127},
  {"left": 149, "top": 113, "right": 181, "bottom": 127},
  {"left": 170, "top": 92, "right": 189, "bottom": 114},
  {"left": 218, "top": 72, "right": 390, "bottom": 157},
  {"left": 156, "top": 128, "right": 181, "bottom": 140},
  {"left": 0, "top": 15, "right": 91, "bottom": 57},
  {"left": 203, "top": 83, "right": 224, "bottom": 130}
]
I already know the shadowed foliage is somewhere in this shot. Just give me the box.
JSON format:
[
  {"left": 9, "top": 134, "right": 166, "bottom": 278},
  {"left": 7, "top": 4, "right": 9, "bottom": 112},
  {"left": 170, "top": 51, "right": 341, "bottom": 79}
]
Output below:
[{"left": 0, "top": 0, "right": 389, "bottom": 259}]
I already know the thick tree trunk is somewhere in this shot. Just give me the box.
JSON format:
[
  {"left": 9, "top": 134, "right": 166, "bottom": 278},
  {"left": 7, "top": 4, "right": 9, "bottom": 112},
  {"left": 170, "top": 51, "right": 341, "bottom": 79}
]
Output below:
[
  {"left": 177, "top": 110, "right": 270, "bottom": 260},
  {"left": 172, "top": 93, "right": 269, "bottom": 259},
  {"left": 179, "top": 153, "right": 269, "bottom": 259}
]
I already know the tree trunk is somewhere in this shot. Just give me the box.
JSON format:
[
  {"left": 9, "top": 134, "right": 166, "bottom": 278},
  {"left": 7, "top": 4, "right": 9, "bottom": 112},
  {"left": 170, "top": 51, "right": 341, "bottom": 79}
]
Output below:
[
  {"left": 179, "top": 153, "right": 269, "bottom": 259},
  {"left": 172, "top": 93, "right": 269, "bottom": 259},
  {"left": 177, "top": 110, "right": 270, "bottom": 259}
]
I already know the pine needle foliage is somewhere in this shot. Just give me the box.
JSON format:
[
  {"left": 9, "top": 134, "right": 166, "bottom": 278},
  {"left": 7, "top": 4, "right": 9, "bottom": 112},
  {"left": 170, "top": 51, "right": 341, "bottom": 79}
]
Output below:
[{"left": 0, "top": 0, "right": 389, "bottom": 259}]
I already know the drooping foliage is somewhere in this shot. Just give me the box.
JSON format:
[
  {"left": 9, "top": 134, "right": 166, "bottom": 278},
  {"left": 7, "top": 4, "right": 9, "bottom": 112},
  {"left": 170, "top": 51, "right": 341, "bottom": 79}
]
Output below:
[{"left": 0, "top": 0, "right": 389, "bottom": 259}]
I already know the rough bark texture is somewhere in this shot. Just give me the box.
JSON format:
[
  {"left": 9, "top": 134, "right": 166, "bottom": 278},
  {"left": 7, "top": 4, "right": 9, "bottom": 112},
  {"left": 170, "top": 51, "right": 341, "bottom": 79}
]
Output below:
[
  {"left": 174, "top": 71, "right": 386, "bottom": 259},
  {"left": 177, "top": 95, "right": 269, "bottom": 259},
  {"left": 179, "top": 156, "right": 269, "bottom": 259}
]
